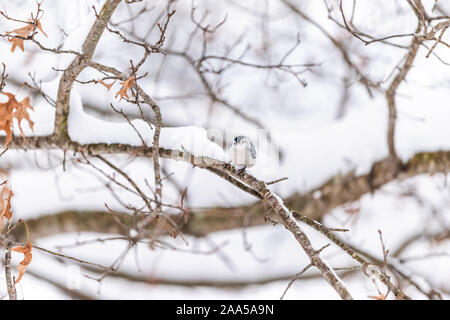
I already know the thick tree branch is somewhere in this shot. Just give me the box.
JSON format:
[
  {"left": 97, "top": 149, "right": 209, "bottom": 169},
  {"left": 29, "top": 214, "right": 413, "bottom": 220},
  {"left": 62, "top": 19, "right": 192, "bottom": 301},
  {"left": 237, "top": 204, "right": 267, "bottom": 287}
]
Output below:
[
  {"left": 54, "top": 0, "right": 122, "bottom": 140},
  {"left": 6, "top": 134, "right": 450, "bottom": 240}
]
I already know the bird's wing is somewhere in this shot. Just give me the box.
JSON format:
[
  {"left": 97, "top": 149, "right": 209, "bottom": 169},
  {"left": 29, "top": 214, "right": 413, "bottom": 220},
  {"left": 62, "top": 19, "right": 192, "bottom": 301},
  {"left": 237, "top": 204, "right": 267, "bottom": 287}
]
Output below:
[{"left": 249, "top": 143, "right": 257, "bottom": 159}]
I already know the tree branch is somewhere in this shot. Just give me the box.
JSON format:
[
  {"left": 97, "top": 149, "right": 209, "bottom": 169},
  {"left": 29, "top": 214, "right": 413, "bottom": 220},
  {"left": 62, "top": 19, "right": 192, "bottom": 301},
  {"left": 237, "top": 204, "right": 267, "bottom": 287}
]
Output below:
[
  {"left": 54, "top": 0, "right": 122, "bottom": 140},
  {"left": 4, "top": 243, "right": 17, "bottom": 300}
]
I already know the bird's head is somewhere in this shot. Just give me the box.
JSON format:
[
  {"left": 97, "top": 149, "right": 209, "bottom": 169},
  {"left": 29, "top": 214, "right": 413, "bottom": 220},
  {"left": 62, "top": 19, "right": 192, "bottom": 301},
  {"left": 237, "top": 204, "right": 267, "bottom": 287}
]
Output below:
[{"left": 233, "top": 136, "right": 249, "bottom": 145}]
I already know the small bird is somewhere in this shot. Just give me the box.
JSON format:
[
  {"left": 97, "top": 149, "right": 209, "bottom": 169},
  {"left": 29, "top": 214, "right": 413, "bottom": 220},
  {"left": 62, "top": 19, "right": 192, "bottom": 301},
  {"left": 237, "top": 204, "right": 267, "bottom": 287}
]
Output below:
[{"left": 228, "top": 136, "right": 257, "bottom": 172}]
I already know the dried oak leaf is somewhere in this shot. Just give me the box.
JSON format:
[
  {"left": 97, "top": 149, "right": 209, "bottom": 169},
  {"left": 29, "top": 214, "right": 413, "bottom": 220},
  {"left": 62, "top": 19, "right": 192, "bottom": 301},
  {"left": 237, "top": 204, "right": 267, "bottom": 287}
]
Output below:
[
  {"left": 0, "top": 94, "right": 15, "bottom": 146},
  {"left": 6, "top": 18, "right": 47, "bottom": 53},
  {"left": 7, "top": 24, "right": 33, "bottom": 38},
  {"left": 14, "top": 96, "right": 35, "bottom": 138},
  {"left": 0, "top": 92, "right": 35, "bottom": 146},
  {"left": 11, "top": 222, "right": 32, "bottom": 285},
  {"left": 11, "top": 239, "right": 32, "bottom": 285},
  {"left": 6, "top": 24, "right": 33, "bottom": 53},
  {"left": 8, "top": 37, "right": 25, "bottom": 53},
  {"left": 115, "top": 76, "right": 135, "bottom": 101},
  {"left": 35, "top": 20, "right": 47, "bottom": 37},
  {"left": 98, "top": 79, "right": 116, "bottom": 91}
]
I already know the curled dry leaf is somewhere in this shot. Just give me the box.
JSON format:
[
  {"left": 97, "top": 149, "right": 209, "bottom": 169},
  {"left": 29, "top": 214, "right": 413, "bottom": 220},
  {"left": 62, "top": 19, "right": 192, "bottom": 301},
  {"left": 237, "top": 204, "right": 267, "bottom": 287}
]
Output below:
[
  {"left": 98, "top": 79, "right": 116, "bottom": 91},
  {"left": 6, "top": 17, "right": 47, "bottom": 52},
  {"left": 6, "top": 24, "right": 32, "bottom": 52},
  {"left": 11, "top": 223, "right": 32, "bottom": 285},
  {"left": 0, "top": 100, "right": 14, "bottom": 147},
  {"left": 35, "top": 20, "right": 47, "bottom": 37},
  {"left": 14, "top": 96, "right": 35, "bottom": 137},
  {"left": 8, "top": 37, "right": 25, "bottom": 53},
  {"left": 115, "top": 76, "right": 135, "bottom": 101},
  {"left": 0, "top": 92, "right": 35, "bottom": 147}
]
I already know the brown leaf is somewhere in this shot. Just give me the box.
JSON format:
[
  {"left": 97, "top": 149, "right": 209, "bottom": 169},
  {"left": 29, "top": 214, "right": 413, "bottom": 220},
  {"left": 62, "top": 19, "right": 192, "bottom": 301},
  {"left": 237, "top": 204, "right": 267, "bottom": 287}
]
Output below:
[
  {"left": 98, "top": 79, "right": 116, "bottom": 91},
  {"left": 0, "top": 92, "right": 35, "bottom": 146},
  {"left": 368, "top": 294, "right": 387, "bottom": 300},
  {"left": 14, "top": 96, "right": 35, "bottom": 140},
  {"left": 115, "top": 76, "right": 135, "bottom": 101},
  {"left": 6, "top": 24, "right": 33, "bottom": 53},
  {"left": 11, "top": 240, "right": 32, "bottom": 285},
  {"left": 35, "top": 20, "right": 47, "bottom": 37},
  {"left": 11, "top": 223, "right": 32, "bottom": 285},
  {"left": 6, "top": 24, "right": 34, "bottom": 38},
  {"left": 0, "top": 94, "right": 15, "bottom": 147},
  {"left": 7, "top": 37, "right": 25, "bottom": 52},
  {"left": 6, "top": 18, "right": 47, "bottom": 53}
]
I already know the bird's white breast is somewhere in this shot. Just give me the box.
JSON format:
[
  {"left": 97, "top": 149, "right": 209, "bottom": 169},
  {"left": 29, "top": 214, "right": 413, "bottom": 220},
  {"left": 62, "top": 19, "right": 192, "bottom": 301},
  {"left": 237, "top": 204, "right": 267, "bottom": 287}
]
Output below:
[{"left": 228, "top": 144, "right": 256, "bottom": 168}]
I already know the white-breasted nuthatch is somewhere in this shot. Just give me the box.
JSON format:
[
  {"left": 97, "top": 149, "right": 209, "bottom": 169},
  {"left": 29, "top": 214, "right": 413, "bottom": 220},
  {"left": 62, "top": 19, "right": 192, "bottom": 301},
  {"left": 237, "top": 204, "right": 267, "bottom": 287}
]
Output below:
[{"left": 228, "top": 136, "right": 257, "bottom": 171}]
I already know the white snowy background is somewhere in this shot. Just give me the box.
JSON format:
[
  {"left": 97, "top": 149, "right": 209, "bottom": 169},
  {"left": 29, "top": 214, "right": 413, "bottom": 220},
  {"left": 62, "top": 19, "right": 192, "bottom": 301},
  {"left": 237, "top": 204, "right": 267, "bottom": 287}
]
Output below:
[{"left": 0, "top": 0, "right": 449, "bottom": 299}]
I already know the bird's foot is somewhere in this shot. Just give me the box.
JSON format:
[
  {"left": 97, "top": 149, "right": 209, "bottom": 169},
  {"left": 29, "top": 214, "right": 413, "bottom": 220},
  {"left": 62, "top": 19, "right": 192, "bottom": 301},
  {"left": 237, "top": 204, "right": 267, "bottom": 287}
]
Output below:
[
  {"left": 224, "top": 161, "right": 233, "bottom": 170},
  {"left": 237, "top": 166, "right": 247, "bottom": 175}
]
